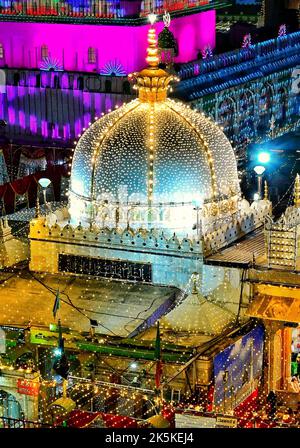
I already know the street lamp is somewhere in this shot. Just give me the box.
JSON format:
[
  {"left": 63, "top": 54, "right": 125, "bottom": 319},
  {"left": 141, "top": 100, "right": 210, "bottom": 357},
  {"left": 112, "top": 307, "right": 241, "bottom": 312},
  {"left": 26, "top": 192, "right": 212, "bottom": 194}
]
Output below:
[
  {"left": 38, "top": 177, "right": 51, "bottom": 209},
  {"left": 258, "top": 152, "right": 270, "bottom": 164},
  {"left": 253, "top": 165, "right": 266, "bottom": 199}
]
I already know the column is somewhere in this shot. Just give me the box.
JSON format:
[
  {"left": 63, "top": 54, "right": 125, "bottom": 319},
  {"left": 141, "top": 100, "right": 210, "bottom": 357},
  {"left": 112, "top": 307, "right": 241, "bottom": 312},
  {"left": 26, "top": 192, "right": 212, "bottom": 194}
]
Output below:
[{"left": 263, "top": 320, "right": 284, "bottom": 394}]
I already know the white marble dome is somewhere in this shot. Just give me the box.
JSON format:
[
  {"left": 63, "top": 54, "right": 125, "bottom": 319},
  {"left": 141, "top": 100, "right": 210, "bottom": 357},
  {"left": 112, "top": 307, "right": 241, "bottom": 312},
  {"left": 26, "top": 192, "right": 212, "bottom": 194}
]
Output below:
[{"left": 69, "top": 100, "right": 240, "bottom": 235}]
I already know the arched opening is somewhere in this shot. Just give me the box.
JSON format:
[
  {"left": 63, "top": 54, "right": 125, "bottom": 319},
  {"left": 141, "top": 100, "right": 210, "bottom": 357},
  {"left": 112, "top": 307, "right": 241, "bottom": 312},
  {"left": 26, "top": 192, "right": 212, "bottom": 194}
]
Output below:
[
  {"left": 0, "top": 390, "right": 24, "bottom": 426},
  {"left": 88, "top": 47, "right": 96, "bottom": 64},
  {"left": 13, "top": 73, "right": 20, "bottom": 86},
  {"left": 53, "top": 75, "right": 60, "bottom": 89},
  {"left": 258, "top": 84, "right": 273, "bottom": 134},
  {"left": 278, "top": 87, "right": 288, "bottom": 124},
  {"left": 123, "top": 80, "right": 131, "bottom": 95},
  {"left": 239, "top": 91, "right": 255, "bottom": 139},
  {"left": 77, "top": 77, "right": 84, "bottom": 91},
  {"left": 41, "top": 45, "right": 48, "bottom": 60},
  {"left": 105, "top": 79, "right": 112, "bottom": 93},
  {"left": 218, "top": 97, "right": 235, "bottom": 131},
  {"left": 35, "top": 74, "right": 41, "bottom": 88}
]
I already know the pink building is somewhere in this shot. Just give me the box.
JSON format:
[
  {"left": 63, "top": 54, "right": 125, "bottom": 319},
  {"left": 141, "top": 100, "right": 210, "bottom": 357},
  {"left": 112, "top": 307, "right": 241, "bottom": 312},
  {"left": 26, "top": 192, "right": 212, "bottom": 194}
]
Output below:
[{"left": 0, "top": 9, "right": 217, "bottom": 73}]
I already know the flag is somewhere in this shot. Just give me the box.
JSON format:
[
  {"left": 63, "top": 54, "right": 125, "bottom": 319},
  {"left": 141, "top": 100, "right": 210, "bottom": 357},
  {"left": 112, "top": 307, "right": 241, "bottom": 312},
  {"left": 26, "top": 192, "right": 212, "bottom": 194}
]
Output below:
[
  {"left": 53, "top": 320, "right": 69, "bottom": 379},
  {"left": 154, "top": 321, "right": 163, "bottom": 389},
  {"left": 53, "top": 289, "right": 60, "bottom": 319}
]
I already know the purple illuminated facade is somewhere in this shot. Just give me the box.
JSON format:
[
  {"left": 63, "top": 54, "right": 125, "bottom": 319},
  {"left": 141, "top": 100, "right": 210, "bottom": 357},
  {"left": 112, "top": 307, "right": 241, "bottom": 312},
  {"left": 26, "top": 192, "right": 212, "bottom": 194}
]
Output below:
[{"left": 0, "top": 10, "right": 216, "bottom": 73}]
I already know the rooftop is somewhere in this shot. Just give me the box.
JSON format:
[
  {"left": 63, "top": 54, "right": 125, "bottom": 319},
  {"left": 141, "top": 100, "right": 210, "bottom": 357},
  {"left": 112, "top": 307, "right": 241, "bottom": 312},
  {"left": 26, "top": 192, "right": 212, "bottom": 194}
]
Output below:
[
  {"left": 0, "top": 270, "right": 177, "bottom": 338},
  {"left": 205, "top": 228, "right": 266, "bottom": 268},
  {"left": 175, "top": 31, "right": 300, "bottom": 101}
]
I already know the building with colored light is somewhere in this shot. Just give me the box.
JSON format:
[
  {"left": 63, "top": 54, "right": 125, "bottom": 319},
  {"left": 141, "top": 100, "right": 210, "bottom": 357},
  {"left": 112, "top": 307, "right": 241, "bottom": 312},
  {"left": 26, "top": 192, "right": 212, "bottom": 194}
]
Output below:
[{"left": 0, "top": 1, "right": 226, "bottom": 73}]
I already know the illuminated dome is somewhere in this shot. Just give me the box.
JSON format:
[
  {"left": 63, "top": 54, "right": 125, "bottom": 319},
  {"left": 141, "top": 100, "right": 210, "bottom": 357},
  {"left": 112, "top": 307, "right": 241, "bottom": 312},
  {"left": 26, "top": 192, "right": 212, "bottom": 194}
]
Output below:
[{"left": 69, "top": 26, "right": 240, "bottom": 236}]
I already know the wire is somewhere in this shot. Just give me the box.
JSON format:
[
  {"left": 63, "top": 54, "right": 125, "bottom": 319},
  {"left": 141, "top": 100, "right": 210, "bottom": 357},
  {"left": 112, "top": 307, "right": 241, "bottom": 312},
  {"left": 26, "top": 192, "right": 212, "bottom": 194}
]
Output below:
[
  {"left": 28, "top": 271, "right": 120, "bottom": 337},
  {"left": 235, "top": 267, "right": 247, "bottom": 325},
  {"left": 123, "top": 294, "right": 162, "bottom": 334}
]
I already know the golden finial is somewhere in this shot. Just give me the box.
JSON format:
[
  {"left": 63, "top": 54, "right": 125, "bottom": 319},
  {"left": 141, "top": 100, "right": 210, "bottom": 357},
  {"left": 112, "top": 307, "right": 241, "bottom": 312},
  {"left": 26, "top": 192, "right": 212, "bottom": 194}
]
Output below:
[
  {"left": 128, "top": 14, "right": 179, "bottom": 103},
  {"left": 294, "top": 174, "right": 300, "bottom": 208},
  {"left": 264, "top": 180, "right": 269, "bottom": 201},
  {"left": 146, "top": 28, "right": 160, "bottom": 68}
]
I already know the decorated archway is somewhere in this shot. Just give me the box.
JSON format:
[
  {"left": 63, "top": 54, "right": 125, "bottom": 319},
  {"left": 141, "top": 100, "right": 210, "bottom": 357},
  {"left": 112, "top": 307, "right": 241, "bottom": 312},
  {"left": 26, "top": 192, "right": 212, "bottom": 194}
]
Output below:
[{"left": 0, "top": 389, "right": 24, "bottom": 426}]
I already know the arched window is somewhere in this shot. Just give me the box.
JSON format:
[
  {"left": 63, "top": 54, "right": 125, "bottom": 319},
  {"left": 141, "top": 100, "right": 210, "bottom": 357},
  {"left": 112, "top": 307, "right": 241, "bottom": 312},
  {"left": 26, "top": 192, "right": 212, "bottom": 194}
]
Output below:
[
  {"left": 0, "top": 44, "right": 4, "bottom": 59},
  {"left": 77, "top": 77, "right": 84, "bottom": 90},
  {"left": 123, "top": 80, "right": 131, "bottom": 95},
  {"left": 53, "top": 75, "right": 60, "bottom": 89},
  {"left": 13, "top": 72, "right": 20, "bottom": 86},
  {"left": 36, "top": 74, "right": 41, "bottom": 88},
  {"left": 88, "top": 47, "right": 96, "bottom": 64},
  {"left": 41, "top": 45, "right": 48, "bottom": 59}
]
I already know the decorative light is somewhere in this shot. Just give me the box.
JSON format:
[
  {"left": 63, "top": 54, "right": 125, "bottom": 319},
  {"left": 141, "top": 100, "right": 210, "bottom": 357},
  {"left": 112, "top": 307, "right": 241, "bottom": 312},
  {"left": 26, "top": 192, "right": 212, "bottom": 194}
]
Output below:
[
  {"left": 148, "top": 13, "right": 157, "bottom": 26},
  {"left": 253, "top": 166, "right": 266, "bottom": 176},
  {"left": 130, "top": 362, "right": 138, "bottom": 370},
  {"left": 38, "top": 178, "right": 51, "bottom": 189},
  {"left": 258, "top": 152, "right": 270, "bottom": 164}
]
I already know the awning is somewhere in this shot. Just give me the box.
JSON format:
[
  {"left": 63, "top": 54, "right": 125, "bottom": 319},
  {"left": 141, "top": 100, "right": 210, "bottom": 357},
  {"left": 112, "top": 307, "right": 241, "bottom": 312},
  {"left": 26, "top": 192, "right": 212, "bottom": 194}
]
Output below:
[
  {"left": 247, "top": 284, "right": 300, "bottom": 323},
  {"left": 48, "top": 397, "right": 76, "bottom": 413}
]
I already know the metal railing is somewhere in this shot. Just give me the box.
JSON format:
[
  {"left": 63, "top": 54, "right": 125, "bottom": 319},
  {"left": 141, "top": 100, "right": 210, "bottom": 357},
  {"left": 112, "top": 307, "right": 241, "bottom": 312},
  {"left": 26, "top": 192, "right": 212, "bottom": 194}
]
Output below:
[{"left": 0, "top": 416, "right": 52, "bottom": 428}]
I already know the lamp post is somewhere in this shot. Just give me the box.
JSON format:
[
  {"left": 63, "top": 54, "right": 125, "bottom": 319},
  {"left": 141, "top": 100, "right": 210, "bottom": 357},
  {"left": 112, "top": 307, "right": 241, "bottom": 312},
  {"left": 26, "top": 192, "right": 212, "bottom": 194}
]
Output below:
[
  {"left": 38, "top": 177, "right": 51, "bottom": 211},
  {"left": 253, "top": 165, "right": 266, "bottom": 199}
]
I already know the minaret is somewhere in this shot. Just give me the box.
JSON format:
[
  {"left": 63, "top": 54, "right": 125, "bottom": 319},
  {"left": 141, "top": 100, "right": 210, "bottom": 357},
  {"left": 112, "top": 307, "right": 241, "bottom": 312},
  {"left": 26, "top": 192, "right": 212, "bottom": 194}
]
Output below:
[{"left": 294, "top": 174, "right": 300, "bottom": 208}]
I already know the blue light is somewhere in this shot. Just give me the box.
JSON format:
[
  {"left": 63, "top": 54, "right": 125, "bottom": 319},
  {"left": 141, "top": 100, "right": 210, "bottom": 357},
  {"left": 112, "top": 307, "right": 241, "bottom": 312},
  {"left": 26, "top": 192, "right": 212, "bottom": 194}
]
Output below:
[
  {"left": 258, "top": 152, "right": 270, "bottom": 164},
  {"left": 54, "top": 348, "right": 62, "bottom": 357},
  {"left": 100, "top": 59, "right": 126, "bottom": 77}
]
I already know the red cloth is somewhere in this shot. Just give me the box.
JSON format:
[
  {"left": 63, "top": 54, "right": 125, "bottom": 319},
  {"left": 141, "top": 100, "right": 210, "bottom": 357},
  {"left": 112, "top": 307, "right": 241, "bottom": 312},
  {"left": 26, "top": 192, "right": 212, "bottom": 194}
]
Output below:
[
  {"left": 155, "top": 360, "right": 163, "bottom": 389},
  {"left": 10, "top": 176, "right": 31, "bottom": 195},
  {"left": 0, "top": 165, "right": 68, "bottom": 214},
  {"left": 65, "top": 410, "right": 138, "bottom": 428}
]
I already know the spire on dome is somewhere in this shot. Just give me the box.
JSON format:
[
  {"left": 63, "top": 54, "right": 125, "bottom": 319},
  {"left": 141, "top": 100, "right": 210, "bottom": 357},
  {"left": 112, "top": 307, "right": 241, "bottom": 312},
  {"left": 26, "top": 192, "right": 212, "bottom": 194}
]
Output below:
[
  {"left": 128, "top": 14, "right": 179, "bottom": 103},
  {"left": 146, "top": 22, "right": 160, "bottom": 68}
]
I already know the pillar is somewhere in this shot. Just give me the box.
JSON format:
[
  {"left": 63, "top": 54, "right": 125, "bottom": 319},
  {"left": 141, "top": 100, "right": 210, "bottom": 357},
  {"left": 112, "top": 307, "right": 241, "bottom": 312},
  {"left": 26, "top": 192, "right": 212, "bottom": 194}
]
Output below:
[
  {"left": 263, "top": 321, "right": 284, "bottom": 394},
  {"left": 282, "top": 327, "right": 292, "bottom": 390}
]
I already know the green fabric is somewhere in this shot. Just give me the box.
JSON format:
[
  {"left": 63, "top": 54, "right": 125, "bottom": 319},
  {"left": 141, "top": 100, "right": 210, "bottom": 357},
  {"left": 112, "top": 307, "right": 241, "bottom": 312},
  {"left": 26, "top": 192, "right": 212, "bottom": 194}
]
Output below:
[
  {"left": 154, "top": 321, "right": 161, "bottom": 361},
  {"left": 291, "top": 361, "right": 298, "bottom": 376}
]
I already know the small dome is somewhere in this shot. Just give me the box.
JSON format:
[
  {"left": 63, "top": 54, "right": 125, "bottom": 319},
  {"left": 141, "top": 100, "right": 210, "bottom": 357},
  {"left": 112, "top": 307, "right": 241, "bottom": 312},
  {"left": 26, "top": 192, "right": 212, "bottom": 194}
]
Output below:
[
  {"left": 158, "top": 27, "right": 178, "bottom": 54},
  {"left": 161, "top": 289, "right": 235, "bottom": 335}
]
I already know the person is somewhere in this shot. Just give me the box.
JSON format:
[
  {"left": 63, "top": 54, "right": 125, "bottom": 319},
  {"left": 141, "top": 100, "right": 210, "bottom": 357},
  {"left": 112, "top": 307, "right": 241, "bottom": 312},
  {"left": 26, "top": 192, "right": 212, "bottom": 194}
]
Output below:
[{"left": 296, "top": 354, "right": 300, "bottom": 379}]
